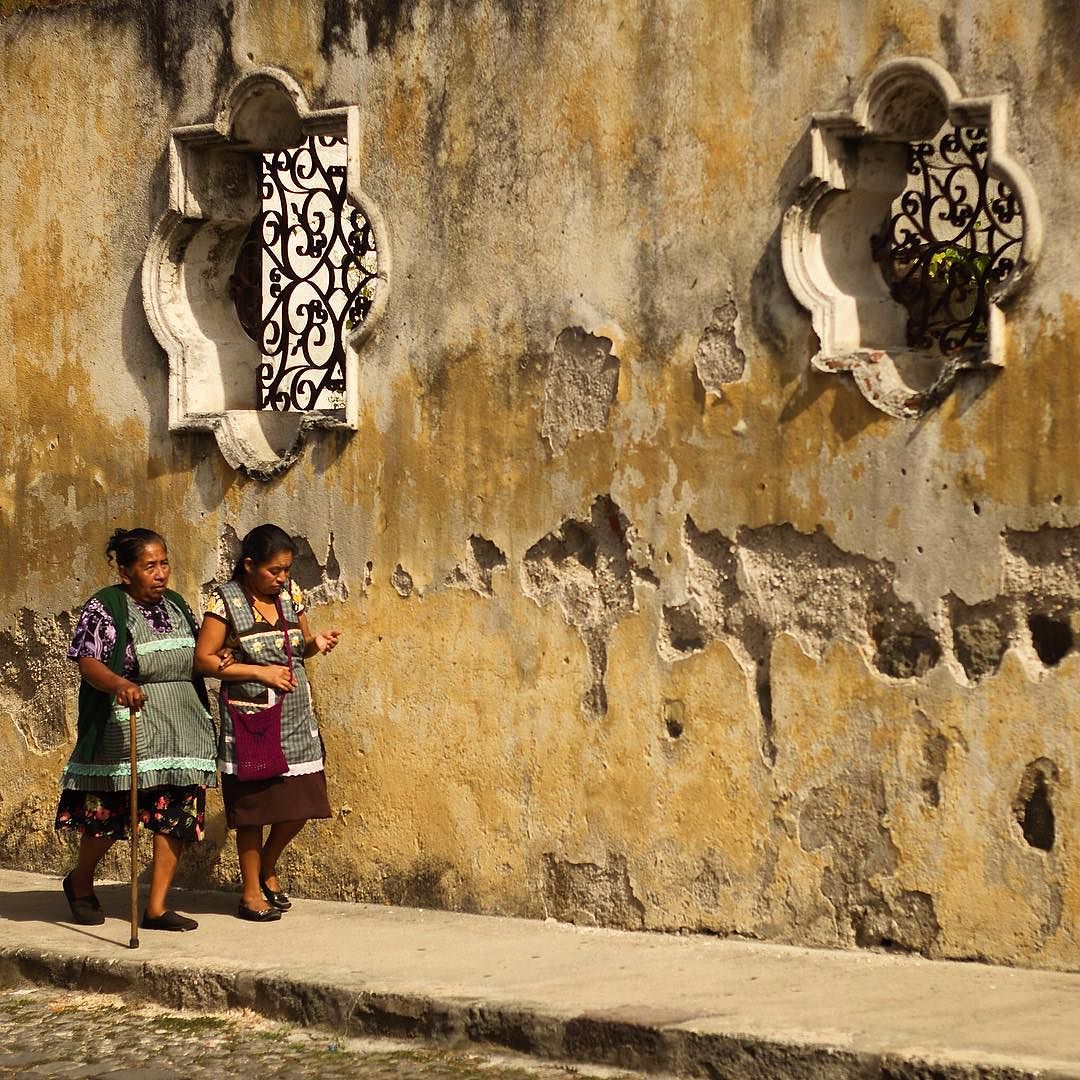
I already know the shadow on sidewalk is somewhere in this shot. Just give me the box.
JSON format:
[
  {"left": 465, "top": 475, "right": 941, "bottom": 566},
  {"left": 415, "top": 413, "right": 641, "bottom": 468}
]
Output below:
[{"left": 0, "top": 881, "right": 242, "bottom": 942}]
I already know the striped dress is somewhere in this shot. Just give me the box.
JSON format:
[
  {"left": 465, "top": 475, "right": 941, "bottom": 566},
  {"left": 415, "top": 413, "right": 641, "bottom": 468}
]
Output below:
[
  {"left": 206, "top": 580, "right": 331, "bottom": 828},
  {"left": 59, "top": 594, "right": 217, "bottom": 793}
]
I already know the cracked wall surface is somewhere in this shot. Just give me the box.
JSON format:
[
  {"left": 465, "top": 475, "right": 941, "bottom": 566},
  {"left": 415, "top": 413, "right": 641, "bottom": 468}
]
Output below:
[
  {"left": 1, "top": 0, "right": 1079, "bottom": 972},
  {"left": 541, "top": 327, "right": 621, "bottom": 455},
  {"left": 694, "top": 292, "right": 747, "bottom": 398},
  {"left": 522, "top": 495, "right": 635, "bottom": 716},
  {"left": 444, "top": 535, "right": 507, "bottom": 597}
]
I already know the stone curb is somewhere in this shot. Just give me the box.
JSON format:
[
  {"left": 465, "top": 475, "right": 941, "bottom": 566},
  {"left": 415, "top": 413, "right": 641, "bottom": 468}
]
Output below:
[{"left": 0, "top": 944, "right": 1072, "bottom": 1080}]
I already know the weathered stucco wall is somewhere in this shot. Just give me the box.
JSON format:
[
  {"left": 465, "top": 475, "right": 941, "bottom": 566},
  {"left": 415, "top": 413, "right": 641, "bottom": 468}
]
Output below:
[{"left": 1, "top": 0, "right": 1077, "bottom": 969}]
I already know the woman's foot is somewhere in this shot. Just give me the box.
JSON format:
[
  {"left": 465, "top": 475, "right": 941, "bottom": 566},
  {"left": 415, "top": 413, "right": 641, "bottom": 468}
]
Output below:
[
  {"left": 237, "top": 901, "right": 281, "bottom": 922},
  {"left": 259, "top": 877, "right": 291, "bottom": 911},
  {"left": 61, "top": 874, "right": 104, "bottom": 926},
  {"left": 141, "top": 910, "right": 198, "bottom": 932}
]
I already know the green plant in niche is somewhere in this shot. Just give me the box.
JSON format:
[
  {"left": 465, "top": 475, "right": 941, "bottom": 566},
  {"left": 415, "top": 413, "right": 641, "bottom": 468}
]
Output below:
[{"left": 926, "top": 243, "right": 990, "bottom": 281}]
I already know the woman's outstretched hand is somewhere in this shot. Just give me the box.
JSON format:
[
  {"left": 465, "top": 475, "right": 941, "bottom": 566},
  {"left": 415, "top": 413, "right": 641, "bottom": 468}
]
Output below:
[
  {"left": 258, "top": 664, "right": 297, "bottom": 692},
  {"left": 114, "top": 680, "right": 145, "bottom": 710},
  {"left": 314, "top": 628, "right": 342, "bottom": 655}
]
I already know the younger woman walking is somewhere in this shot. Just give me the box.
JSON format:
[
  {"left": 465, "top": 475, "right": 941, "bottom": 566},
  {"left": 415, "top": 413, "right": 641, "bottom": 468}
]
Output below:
[{"left": 195, "top": 524, "right": 341, "bottom": 921}]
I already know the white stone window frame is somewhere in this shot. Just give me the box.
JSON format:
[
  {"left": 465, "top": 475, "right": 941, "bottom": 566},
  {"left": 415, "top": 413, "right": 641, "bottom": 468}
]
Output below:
[
  {"left": 143, "top": 68, "right": 390, "bottom": 476},
  {"left": 781, "top": 57, "right": 1041, "bottom": 419}
]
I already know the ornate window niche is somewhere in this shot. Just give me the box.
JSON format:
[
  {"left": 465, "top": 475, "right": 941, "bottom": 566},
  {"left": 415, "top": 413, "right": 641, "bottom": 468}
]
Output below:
[
  {"left": 142, "top": 68, "right": 389, "bottom": 477},
  {"left": 781, "top": 58, "right": 1040, "bottom": 418}
]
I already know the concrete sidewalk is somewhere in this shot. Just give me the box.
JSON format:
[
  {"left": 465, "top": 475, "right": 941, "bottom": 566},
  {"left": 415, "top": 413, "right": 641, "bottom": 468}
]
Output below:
[{"left": 0, "top": 868, "right": 1077, "bottom": 1079}]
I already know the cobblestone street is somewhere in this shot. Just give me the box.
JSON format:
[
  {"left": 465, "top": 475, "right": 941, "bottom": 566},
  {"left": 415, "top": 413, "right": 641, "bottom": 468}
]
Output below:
[{"left": 0, "top": 987, "right": 636, "bottom": 1080}]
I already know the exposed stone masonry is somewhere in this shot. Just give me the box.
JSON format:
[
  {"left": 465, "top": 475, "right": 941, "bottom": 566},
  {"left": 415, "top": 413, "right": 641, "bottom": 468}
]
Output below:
[
  {"left": 662, "top": 518, "right": 1078, "bottom": 705},
  {"left": 540, "top": 328, "right": 620, "bottom": 455},
  {"left": 444, "top": 536, "right": 508, "bottom": 597},
  {"left": 0, "top": 609, "right": 77, "bottom": 754},
  {"left": 694, "top": 290, "right": 747, "bottom": 397},
  {"left": 522, "top": 496, "right": 634, "bottom": 716}
]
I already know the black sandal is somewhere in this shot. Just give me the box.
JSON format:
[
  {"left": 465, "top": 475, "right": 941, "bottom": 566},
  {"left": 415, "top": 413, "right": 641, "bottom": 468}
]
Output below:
[
  {"left": 237, "top": 901, "right": 282, "bottom": 922},
  {"left": 141, "top": 909, "right": 198, "bottom": 932},
  {"left": 259, "top": 878, "right": 292, "bottom": 911},
  {"left": 62, "top": 874, "right": 104, "bottom": 926}
]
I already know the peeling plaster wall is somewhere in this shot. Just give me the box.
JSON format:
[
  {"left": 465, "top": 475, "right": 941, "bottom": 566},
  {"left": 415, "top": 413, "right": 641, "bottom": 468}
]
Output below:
[{"left": 1, "top": 0, "right": 1079, "bottom": 970}]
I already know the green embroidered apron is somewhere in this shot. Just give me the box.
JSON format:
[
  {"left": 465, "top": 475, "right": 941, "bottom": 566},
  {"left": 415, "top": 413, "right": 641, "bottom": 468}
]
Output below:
[
  {"left": 60, "top": 596, "right": 217, "bottom": 792},
  {"left": 214, "top": 581, "right": 324, "bottom": 778}
]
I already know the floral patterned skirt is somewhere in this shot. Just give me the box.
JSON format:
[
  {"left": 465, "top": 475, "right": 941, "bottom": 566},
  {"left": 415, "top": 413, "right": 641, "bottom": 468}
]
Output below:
[{"left": 55, "top": 784, "right": 206, "bottom": 842}]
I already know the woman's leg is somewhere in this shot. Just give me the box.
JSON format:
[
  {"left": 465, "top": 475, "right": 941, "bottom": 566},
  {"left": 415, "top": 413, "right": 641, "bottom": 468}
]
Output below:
[
  {"left": 260, "top": 819, "right": 306, "bottom": 891},
  {"left": 145, "top": 833, "right": 184, "bottom": 918},
  {"left": 69, "top": 834, "right": 115, "bottom": 896},
  {"left": 236, "top": 825, "right": 272, "bottom": 911}
]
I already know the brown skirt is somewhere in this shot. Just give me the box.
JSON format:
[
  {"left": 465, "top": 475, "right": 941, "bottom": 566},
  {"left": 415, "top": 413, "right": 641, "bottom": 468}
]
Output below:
[{"left": 221, "top": 771, "right": 331, "bottom": 829}]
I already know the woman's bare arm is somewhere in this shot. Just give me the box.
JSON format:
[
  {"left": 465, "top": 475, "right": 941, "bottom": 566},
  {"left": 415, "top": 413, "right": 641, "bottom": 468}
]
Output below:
[
  {"left": 297, "top": 612, "right": 342, "bottom": 659},
  {"left": 195, "top": 614, "right": 296, "bottom": 692}
]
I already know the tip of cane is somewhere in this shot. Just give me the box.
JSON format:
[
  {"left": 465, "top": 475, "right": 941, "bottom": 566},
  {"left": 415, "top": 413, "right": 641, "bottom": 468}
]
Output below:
[{"left": 129, "top": 937, "right": 139, "bottom": 949}]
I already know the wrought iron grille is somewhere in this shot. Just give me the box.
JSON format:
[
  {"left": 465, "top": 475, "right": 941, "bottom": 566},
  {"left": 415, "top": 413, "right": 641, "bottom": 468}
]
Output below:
[
  {"left": 871, "top": 125, "right": 1024, "bottom": 357},
  {"left": 229, "top": 133, "right": 378, "bottom": 412}
]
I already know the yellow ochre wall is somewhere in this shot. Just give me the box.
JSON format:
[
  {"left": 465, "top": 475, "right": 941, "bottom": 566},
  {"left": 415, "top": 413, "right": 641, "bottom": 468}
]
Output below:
[{"left": 0, "top": 0, "right": 1077, "bottom": 969}]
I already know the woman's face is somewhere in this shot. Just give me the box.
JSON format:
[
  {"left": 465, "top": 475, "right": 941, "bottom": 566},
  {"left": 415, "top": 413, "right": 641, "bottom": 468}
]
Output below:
[
  {"left": 244, "top": 549, "right": 293, "bottom": 599},
  {"left": 119, "top": 541, "right": 170, "bottom": 604}
]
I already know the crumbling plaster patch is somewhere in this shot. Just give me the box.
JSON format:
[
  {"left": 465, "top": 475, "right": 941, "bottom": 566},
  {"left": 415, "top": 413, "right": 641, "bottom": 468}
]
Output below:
[
  {"left": 660, "top": 518, "right": 942, "bottom": 762},
  {"left": 540, "top": 327, "right": 621, "bottom": 455},
  {"left": 391, "top": 564, "right": 414, "bottom": 598},
  {"left": 798, "top": 772, "right": 940, "bottom": 953},
  {"left": 541, "top": 852, "right": 646, "bottom": 929},
  {"left": 693, "top": 290, "right": 747, "bottom": 398},
  {"left": 0, "top": 609, "right": 78, "bottom": 754},
  {"left": 948, "top": 596, "right": 1013, "bottom": 682},
  {"left": 201, "top": 525, "right": 348, "bottom": 607},
  {"left": 948, "top": 523, "right": 1080, "bottom": 679},
  {"left": 662, "top": 518, "right": 1080, "bottom": 695},
  {"left": 522, "top": 495, "right": 636, "bottom": 716},
  {"left": 444, "top": 535, "right": 507, "bottom": 597},
  {"left": 292, "top": 532, "right": 350, "bottom": 606},
  {"left": 798, "top": 420, "right": 1070, "bottom": 617},
  {"left": 764, "top": 634, "right": 1077, "bottom": 961}
]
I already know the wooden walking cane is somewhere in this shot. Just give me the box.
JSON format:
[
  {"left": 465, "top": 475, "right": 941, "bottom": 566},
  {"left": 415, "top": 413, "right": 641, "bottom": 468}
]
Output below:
[{"left": 128, "top": 706, "right": 139, "bottom": 950}]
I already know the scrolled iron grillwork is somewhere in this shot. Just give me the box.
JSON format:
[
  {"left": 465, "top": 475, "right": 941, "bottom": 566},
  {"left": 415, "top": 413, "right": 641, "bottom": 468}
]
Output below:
[
  {"left": 231, "top": 133, "right": 378, "bottom": 413},
  {"left": 871, "top": 125, "right": 1024, "bottom": 357}
]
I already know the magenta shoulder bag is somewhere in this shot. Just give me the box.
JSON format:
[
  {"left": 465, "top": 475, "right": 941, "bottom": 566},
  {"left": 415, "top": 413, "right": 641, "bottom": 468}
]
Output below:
[{"left": 223, "top": 597, "right": 291, "bottom": 783}]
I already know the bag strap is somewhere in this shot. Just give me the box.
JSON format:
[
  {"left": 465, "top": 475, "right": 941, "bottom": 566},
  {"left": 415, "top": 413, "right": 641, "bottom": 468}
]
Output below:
[{"left": 276, "top": 597, "right": 293, "bottom": 667}]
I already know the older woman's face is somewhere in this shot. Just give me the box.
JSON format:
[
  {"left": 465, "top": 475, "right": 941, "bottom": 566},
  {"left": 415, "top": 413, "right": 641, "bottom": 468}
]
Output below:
[{"left": 119, "top": 541, "right": 170, "bottom": 603}]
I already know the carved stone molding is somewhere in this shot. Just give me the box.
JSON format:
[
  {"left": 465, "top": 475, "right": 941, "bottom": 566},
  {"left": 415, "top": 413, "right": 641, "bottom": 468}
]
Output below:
[
  {"left": 781, "top": 57, "right": 1041, "bottom": 419},
  {"left": 142, "top": 68, "right": 390, "bottom": 477}
]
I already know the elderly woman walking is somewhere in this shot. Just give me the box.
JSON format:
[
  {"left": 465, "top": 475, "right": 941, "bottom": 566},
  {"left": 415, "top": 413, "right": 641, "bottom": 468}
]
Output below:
[
  {"left": 195, "top": 523, "right": 341, "bottom": 922},
  {"left": 56, "top": 528, "right": 217, "bottom": 931}
]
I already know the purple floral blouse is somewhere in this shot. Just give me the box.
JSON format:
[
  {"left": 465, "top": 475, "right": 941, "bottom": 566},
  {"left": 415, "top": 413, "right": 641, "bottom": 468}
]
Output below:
[{"left": 67, "top": 597, "right": 177, "bottom": 679}]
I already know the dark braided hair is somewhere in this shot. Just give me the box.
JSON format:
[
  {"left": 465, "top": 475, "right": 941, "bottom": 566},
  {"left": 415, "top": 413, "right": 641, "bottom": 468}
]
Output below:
[
  {"left": 105, "top": 528, "right": 166, "bottom": 569},
  {"left": 232, "top": 524, "right": 296, "bottom": 580}
]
